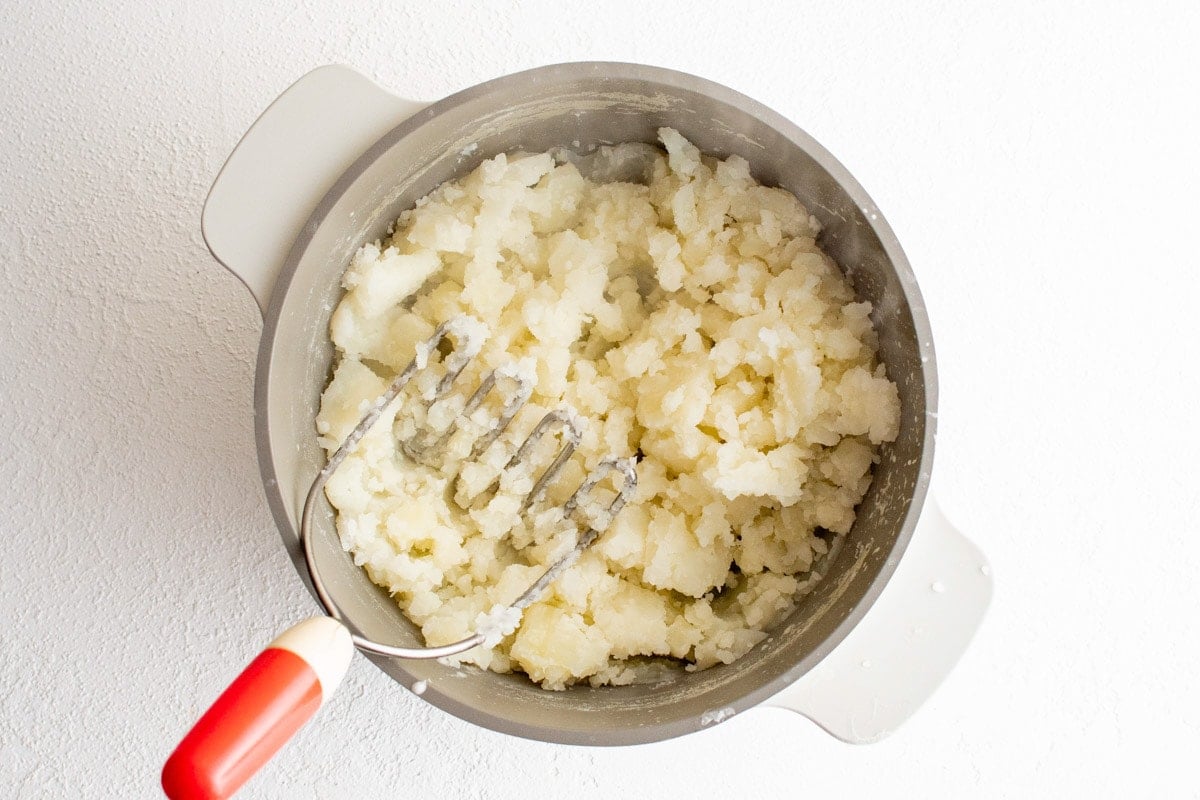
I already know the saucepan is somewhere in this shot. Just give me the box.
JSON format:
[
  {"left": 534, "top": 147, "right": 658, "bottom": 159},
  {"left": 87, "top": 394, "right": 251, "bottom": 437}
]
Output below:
[{"left": 165, "top": 62, "right": 991, "bottom": 798}]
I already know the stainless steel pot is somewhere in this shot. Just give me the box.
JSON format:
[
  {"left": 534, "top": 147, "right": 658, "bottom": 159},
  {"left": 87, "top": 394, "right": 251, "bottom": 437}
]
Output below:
[{"left": 202, "top": 63, "right": 990, "bottom": 747}]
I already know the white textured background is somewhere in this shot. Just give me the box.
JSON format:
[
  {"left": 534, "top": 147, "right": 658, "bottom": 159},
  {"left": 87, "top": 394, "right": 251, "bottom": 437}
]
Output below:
[{"left": 3, "top": 1, "right": 1199, "bottom": 797}]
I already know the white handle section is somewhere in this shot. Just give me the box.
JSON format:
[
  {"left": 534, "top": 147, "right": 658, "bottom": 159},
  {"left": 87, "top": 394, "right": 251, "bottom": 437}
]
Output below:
[
  {"left": 202, "top": 64, "right": 428, "bottom": 316},
  {"left": 268, "top": 616, "right": 355, "bottom": 700},
  {"left": 766, "top": 499, "right": 991, "bottom": 743}
]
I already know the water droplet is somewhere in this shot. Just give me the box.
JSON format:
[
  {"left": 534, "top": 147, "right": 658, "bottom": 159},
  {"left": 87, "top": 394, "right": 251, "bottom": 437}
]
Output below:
[
  {"left": 931, "top": 581, "right": 946, "bottom": 593},
  {"left": 412, "top": 680, "right": 427, "bottom": 696},
  {"left": 980, "top": 564, "right": 991, "bottom": 576},
  {"left": 861, "top": 659, "right": 872, "bottom": 668}
]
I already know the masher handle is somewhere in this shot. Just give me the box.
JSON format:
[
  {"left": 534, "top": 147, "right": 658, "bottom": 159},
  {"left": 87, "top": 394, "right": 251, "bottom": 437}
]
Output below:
[{"left": 161, "top": 618, "right": 354, "bottom": 799}]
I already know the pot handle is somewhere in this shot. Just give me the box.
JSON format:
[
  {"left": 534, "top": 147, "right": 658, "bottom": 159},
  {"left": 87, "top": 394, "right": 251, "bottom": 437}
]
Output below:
[
  {"left": 162, "top": 617, "right": 354, "bottom": 799},
  {"left": 764, "top": 498, "right": 992, "bottom": 743},
  {"left": 202, "top": 65, "right": 428, "bottom": 317}
]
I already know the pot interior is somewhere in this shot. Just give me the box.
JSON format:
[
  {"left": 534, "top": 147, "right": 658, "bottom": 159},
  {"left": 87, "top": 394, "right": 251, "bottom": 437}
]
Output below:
[{"left": 257, "top": 63, "right": 933, "bottom": 745}]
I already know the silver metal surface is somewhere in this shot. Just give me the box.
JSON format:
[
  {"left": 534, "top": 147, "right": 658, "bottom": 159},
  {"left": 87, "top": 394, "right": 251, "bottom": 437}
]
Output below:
[
  {"left": 255, "top": 62, "right": 937, "bottom": 745},
  {"left": 499, "top": 456, "right": 638, "bottom": 616},
  {"left": 299, "top": 317, "right": 635, "bottom": 660},
  {"left": 510, "top": 409, "right": 582, "bottom": 513},
  {"left": 427, "top": 363, "right": 534, "bottom": 464}
]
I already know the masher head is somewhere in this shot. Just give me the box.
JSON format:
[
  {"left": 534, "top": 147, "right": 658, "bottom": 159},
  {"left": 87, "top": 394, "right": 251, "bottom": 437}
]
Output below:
[{"left": 298, "top": 315, "right": 637, "bottom": 661}]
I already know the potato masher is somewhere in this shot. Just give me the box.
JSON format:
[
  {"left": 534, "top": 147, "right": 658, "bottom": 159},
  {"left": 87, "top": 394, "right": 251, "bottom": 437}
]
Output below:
[{"left": 163, "top": 315, "right": 637, "bottom": 800}]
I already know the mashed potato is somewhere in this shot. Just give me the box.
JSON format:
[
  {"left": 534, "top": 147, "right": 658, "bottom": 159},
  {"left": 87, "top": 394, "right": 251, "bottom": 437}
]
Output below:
[{"left": 316, "top": 129, "right": 900, "bottom": 689}]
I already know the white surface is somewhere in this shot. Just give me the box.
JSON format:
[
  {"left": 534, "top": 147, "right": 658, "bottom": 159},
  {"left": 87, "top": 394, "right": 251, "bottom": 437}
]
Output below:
[{"left": 2, "top": 1, "right": 1198, "bottom": 797}]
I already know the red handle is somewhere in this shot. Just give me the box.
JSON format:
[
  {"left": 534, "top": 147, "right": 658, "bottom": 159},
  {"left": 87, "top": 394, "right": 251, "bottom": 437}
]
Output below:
[{"left": 162, "top": 618, "right": 354, "bottom": 799}]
